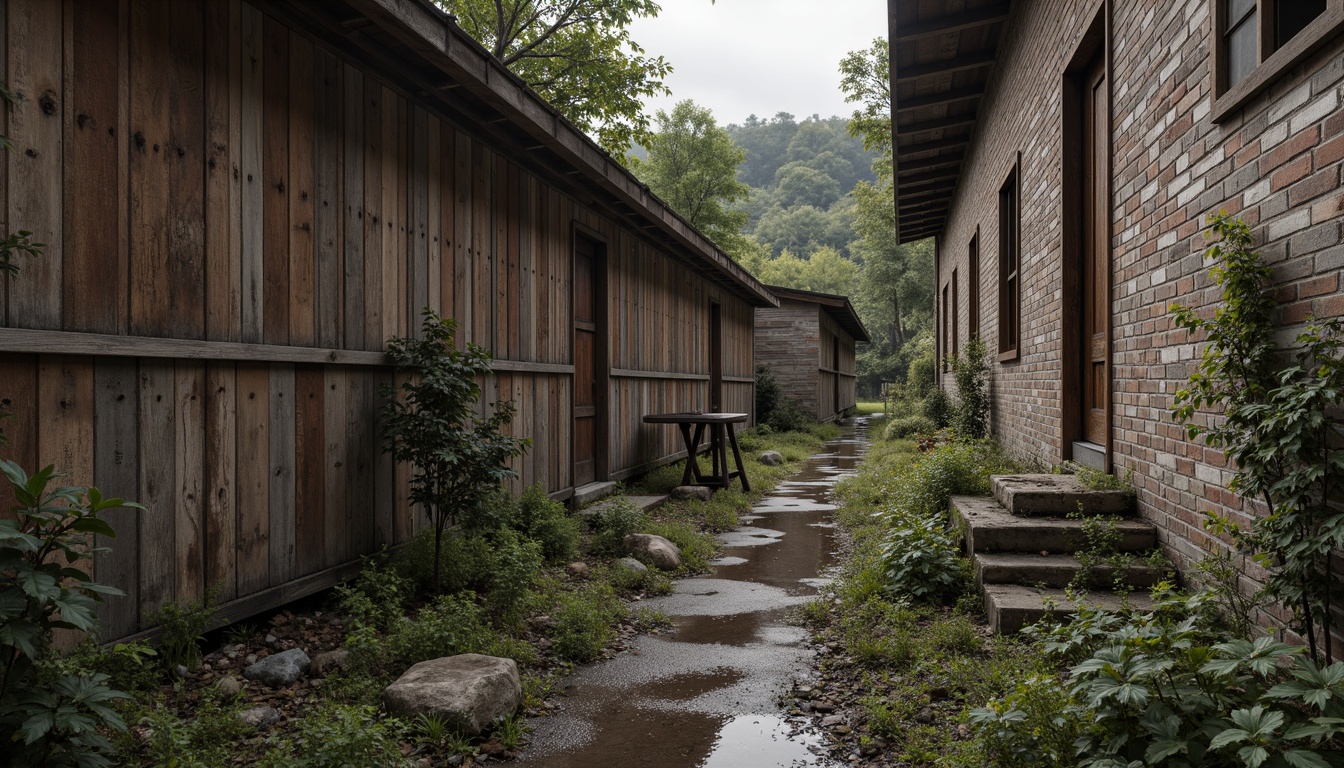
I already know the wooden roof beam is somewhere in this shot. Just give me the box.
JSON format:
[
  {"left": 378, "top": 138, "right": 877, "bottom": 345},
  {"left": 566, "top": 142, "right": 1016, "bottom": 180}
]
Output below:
[
  {"left": 899, "top": 182, "right": 956, "bottom": 200},
  {"left": 896, "top": 113, "right": 978, "bottom": 136},
  {"left": 895, "top": 85, "right": 985, "bottom": 112},
  {"left": 895, "top": 4, "right": 1011, "bottom": 42},
  {"left": 895, "top": 51, "right": 996, "bottom": 83},
  {"left": 898, "top": 168, "right": 961, "bottom": 185},
  {"left": 896, "top": 152, "right": 964, "bottom": 173},
  {"left": 897, "top": 136, "right": 969, "bottom": 158}
]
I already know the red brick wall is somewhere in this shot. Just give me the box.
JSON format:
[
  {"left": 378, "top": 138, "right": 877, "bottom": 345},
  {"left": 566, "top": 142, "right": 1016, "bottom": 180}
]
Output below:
[{"left": 933, "top": 0, "right": 1344, "bottom": 602}]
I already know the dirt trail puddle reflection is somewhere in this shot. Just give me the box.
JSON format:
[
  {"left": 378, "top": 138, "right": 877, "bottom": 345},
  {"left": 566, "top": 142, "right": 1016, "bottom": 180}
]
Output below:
[{"left": 519, "top": 421, "right": 868, "bottom": 767}]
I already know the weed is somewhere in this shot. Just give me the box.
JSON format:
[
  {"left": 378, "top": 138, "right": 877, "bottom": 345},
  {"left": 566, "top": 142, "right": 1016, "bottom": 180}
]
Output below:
[
  {"left": 493, "top": 714, "right": 528, "bottom": 749},
  {"left": 926, "top": 614, "right": 982, "bottom": 655},
  {"left": 642, "top": 520, "right": 715, "bottom": 571},
  {"left": 149, "top": 587, "right": 219, "bottom": 670},
  {"left": 388, "top": 593, "right": 495, "bottom": 667},
  {"left": 412, "top": 712, "right": 453, "bottom": 747},
  {"left": 589, "top": 499, "right": 646, "bottom": 554},
  {"left": 550, "top": 583, "right": 627, "bottom": 662},
  {"left": 1070, "top": 462, "right": 1134, "bottom": 492},
  {"left": 486, "top": 529, "right": 543, "bottom": 627},
  {"left": 335, "top": 557, "right": 409, "bottom": 631},
  {"left": 222, "top": 621, "right": 260, "bottom": 646},
  {"left": 261, "top": 703, "right": 413, "bottom": 768},
  {"left": 521, "top": 672, "right": 556, "bottom": 710}
]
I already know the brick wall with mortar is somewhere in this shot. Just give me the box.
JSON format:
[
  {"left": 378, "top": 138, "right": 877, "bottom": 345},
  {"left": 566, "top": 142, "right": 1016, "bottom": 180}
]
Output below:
[{"left": 932, "top": 0, "right": 1344, "bottom": 627}]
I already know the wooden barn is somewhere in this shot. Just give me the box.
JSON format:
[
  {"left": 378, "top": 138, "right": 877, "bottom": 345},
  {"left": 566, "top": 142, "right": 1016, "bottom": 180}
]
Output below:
[
  {"left": 0, "top": 0, "right": 774, "bottom": 640},
  {"left": 754, "top": 286, "right": 868, "bottom": 422}
]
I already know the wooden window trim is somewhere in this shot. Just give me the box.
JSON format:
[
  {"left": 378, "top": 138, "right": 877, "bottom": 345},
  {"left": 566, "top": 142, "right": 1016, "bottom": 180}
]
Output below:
[
  {"left": 1211, "top": 0, "right": 1344, "bottom": 123},
  {"left": 996, "top": 153, "right": 1021, "bottom": 363},
  {"left": 941, "top": 282, "right": 950, "bottom": 371},
  {"left": 969, "top": 229, "right": 981, "bottom": 339},
  {"left": 951, "top": 267, "right": 960, "bottom": 359}
]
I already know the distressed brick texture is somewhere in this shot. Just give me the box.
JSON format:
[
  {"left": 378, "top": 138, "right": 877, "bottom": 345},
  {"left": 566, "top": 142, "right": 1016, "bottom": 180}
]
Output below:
[{"left": 932, "top": 0, "right": 1344, "bottom": 608}]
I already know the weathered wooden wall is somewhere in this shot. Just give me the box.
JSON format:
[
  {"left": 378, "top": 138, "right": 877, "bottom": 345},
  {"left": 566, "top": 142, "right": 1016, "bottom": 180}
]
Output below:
[
  {"left": 818, "top": 311, "right": 858, "bottom": 420},
  {"left": 753, "top": 298, "right": 858, "bottom": 422},
  {"left": 0, "top": 0, "right": 757, "bottom": 639}
]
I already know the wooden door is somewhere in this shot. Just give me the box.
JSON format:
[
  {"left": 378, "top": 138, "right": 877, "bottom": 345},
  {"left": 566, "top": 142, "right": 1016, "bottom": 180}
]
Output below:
[
  {"left": 573, "top": 236, "right": 602, "bottom": 486},
  {"left": 1081, "top": 54, "right": 1109, "bottom": 445},
  {"left": 709, "top": 301, "right": 722, "bottom": 412}
]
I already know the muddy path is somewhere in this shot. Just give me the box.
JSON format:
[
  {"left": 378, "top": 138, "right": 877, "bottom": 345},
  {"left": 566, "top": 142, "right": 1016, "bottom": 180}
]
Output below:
[{"left": 519, "top": 421, "right": 869, "bottom": 767}]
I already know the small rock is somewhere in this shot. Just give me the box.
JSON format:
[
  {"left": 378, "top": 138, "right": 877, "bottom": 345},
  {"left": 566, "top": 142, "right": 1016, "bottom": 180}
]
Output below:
[
  {"left": 447, "top": 756, "right": 464, "bottom": 767},
  {"left": 311, "top": 649, "right": 350, "bottom": 677},
  {"left": 245, "top": 654, "right": 258, "bottom": 665},
  {"left": 174, "top": 664, "right": 190, "bottom": 679},
  {"left": 758, "top": 450, "right": 785, "bottom": 466},
  {"left": 243, "top": 648, "right": 311, "bottom": 688},
  {"left": 565, "top": 561, "right": 589, "bottom": 578},
  {"left": 264, "top": 634, "right": 277, "bottom": 644},
  {"left": 613, "top": 557, "right": 648, "bottom": 575},
  {"left": 383, "top": 654, "right": 522, "bottom": 736},
  {"left": 238, "top": 705, "right": 282, "bottom": 729},
  {"left": 623, "top": 533, "right": 682, "bottom": 571},
  {"left": 914, "top": 708, "right": 935, "bottom": 724},
  {"left": 671, "top": 485, "right": 712, "bottom": 502},
  {"left": 821, "top": 715, "right": 844, "bottom": 726},
  {"left": 813, "top": 702, "right": 835, "bottom": 713},
  {"left": 217, "top": 676, "right": 243, "bottom": 697}
]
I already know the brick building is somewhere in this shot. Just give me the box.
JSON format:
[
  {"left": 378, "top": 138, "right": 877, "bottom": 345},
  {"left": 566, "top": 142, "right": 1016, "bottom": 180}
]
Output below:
[{"left": 892, "top": 0, "right": 1344, "bottom": 594}]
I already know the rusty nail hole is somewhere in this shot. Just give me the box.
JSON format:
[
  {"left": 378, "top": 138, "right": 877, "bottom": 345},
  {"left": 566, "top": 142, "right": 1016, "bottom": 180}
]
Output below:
[
  {"left": 301, "top": 191, "right": 308, "bottom": 200},
  {"left": 108, "top": 127, "right": 116, "bottom": 136},
  {"left": 247, "top": 174, "right": 253, "bottom": 182},
  {"left": 134, "top": 131, "right": 146, "bottom": 148},
  {"left": 76, "top": 112, "right": 90, "bottom": 128},
  {"left": 152, "top": 143, "right": 159, "bottom": 152},
  {"left": 248, "top": 392, "right": 256, "bottom": 399},
  {"left": 116, "top": 394, "right": 125, "bottom": 402},
  {"left": 177, "top": 147, "right": 185, "bottom": 157},
  {"left": 156, "top": 395, "right": 163, "bottom": 402},
  {"left": 208, "top": 158, "right": 217, "bottom": 169},
  {"left": 24, "top": 148, "right": 36, "bottom": 158}
]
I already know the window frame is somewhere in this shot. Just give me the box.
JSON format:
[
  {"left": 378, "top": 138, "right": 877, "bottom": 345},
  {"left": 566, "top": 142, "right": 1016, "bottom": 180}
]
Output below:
[
  {"left": 996, "top": 154, "right": 1021, "bottom": 363},
  {"left": 941, "top": 282, "right": 950, "bottom": 372},
  {"left": 951, "top": 267, "right": 960, "bottom": 360},
  {"left": 1211, "top": 0, "right": 1344, "bottom": 123},
  {"left": 969, "top": 230, "right": 981, "bottom": 340}
]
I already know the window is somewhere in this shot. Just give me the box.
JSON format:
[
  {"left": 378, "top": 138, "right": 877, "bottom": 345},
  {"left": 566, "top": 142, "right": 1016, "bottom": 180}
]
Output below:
[
  {"left": 941, "top": 282, "right": 950, "bottom": 371},
  {"left": 1213, "top": 0, "right": 1343, "bottom": 121},
  {"left": 951, "top": 268, "right": 960, "bottom": 360},
  {"left": 997, "top": 158, "right": 1020, "bottom": 362},
  {"left": 968, "top": 232, "right": 981, "bottom": 339}
]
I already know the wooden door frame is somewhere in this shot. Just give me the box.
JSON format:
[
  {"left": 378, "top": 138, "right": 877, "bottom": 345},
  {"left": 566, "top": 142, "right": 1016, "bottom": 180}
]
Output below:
[
  {"left": 1060, "top": 2, "right": 1112, "bottom": 469},
  {"left": 571, "top": 223, "right": 609, "bottom": 483},
  {"left": 709, "top": 300, "right": 722, "bottom": 412}
]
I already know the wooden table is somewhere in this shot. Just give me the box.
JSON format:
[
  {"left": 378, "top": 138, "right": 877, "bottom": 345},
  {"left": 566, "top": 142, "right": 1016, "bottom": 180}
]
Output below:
[{"left": 642, "top": 412, "right": 750, "bottom": 492}]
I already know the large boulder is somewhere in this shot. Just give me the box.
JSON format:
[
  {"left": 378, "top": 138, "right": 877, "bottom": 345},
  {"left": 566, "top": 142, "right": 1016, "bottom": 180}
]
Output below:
[
  {"left": 242, "top": 648, "right": 310, "bottom": 688},
  {"left": 383, "top": 654, "right": 521, "bottom": 735},
  {"left": 672, "top": 485, "right": 712, "bottom": 502},
  {"left": 624, "top": 533, "right": 682, "bottom": 571},
  {"left": 758, "top": 450, "right": 785, "bottom": 466}
]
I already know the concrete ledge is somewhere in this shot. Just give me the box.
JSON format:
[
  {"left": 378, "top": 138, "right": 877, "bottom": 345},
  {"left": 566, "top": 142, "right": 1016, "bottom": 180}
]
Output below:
[
  {"left": 990, "top": 474, "right": 1135, "bottom": 517},
  {"left": 950, "top": 496, "right": 1156, "bottom": 555},
  {"left": 572, "top": 481, "right": 618, "bottom": 506},
  {"left": 974, "top": 552, "right": 1168, "bottom": 590},
  {"left": 983, "top": 583, "right": 1156, "bottom": 634}
]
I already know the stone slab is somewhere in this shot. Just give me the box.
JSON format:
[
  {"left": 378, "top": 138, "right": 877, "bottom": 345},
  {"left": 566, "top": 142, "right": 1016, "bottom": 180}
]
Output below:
[
  {"left": 573, "top": 481, "right": 619, "bottom": 506},
  {"left": 973, "top": 552, "right": 1168, "bottom": 590},
  {"left": 990, "top": 474, "right": 1135, "bottom": 517},
  {"left": 950, "top": 496, "right": 1156, "bottom": 555},
  {"left": 983, "top": 583, "right": 1156, "bottom": 634}
]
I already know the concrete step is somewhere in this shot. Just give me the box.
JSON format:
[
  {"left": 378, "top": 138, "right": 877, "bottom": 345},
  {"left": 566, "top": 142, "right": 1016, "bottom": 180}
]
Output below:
[
  {"left": 974, "top": 552, "right": 1169, "bottom": 590},
  {"left": 950, "top": 496, "right": 1157, "bottom": 555},
  {"left": 991, "top": 474, "right": 1135, "bottom": 517},
  {"left": 983, "top": 583, "right": 1157, "bottom": 634},
  {"left": 572, "top": 481, "right": 618, "bottom": 506},
  {"left": 578, "top": 493, "right": 668, "bottom": 520}
]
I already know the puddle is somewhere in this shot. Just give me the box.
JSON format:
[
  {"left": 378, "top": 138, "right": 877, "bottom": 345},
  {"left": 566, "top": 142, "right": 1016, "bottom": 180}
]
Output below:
[{"left": 518, "top": 419, "right": 869, "bottom": 767}]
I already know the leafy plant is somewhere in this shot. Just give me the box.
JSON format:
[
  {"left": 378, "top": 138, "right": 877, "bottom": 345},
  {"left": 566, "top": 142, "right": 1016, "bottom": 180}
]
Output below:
[
  {"left": 501, "top": 484, "right": 581, "bottom": 563},
  {"left": 588, "top": 498, "right": 646, "bottom": 554},
  {"left": 147, "top": 588, "right": 219, "bottom": 671},
  {"left": 486, "top": 530, "right": 542, "bottom": 627},
  {"left": 549, "top": 583, "right": 627, "bottom": 662},
  {"left": 0, "top": 462, "right": 139, "bottom": 767},
  {"left": 949, "top": 335, "right": 991, "bottom": 440},
  {"left": 878, "top": 513, "right": 966, "bottom": 602},
  {"left": 387, "top": 593, "right": 496, "bottom": 668},
  {"left": 382, "top": 309, "right": 529, "bottom": 593},
  {"left": 334, "top": 558, "right": 409, "bottom": 632},
  {"left": 1172, "top": 213, "right": 1344, "bottom": 662},
  {"left": 922, "top": 387, "right": 952, "bottom": 429},
  {"left": 260, "top": 704, "right": 413, "bottom": 768},
  {"left": 882, "top": 413, "right": 935, "bottom": 440}
]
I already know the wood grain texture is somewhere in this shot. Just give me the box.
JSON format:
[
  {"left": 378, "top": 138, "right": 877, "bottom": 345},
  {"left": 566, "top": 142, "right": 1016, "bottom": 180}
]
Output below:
[
  {"left": 174, "top": 362, "right": 206, "bottom": 601},
  {"left": 204, "top": 361, "right": 237, "bottom": 602},
  {"left": 93, "top": 357, "right": 139, "bottom": 636},
  {"left": 167, "top": 0, "right": 205, "bottom": 340},
  {"left": 266, "top": 364, "right": 295, "bottom": 587},
  {"left": 128, "top": 0, "right": 170, "bottom": 336},
  {"left": 204, "top": 0, "right": 240, "bottom": 343},
  {"left": 238, "top": 2, "right": 263, "bottom": 343},
  {"left": 0, "top": 354, "right": 38, "bottom": 518},
  {"left": 341, "top": 64, "right": 364, "bottom": 350},
  {"left": 234, "top": 363, "right": 269, "bottom": 595},
  {"left": 313, "top": 49, "right": 342, "bottom": 349},
  {"left": 287, "top": 34, "right": 315, "bottom": 346},
  {"left": 260, "top": 17, "right": 289, "bottom": 345},
  {"left": 137, "top": 359, "right": 176, "bottom": 616},
  {"left": 293, "top": 364, "right": 323, "bottom": 577}
]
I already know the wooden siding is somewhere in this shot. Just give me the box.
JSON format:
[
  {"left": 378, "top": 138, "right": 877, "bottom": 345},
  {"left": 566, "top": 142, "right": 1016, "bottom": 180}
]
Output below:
[
  {"left": 754, "top": 299, "right": 858, "bottom": 422},
  {"left": 0, "top": 0, "right": 757, "bottom": 639}
]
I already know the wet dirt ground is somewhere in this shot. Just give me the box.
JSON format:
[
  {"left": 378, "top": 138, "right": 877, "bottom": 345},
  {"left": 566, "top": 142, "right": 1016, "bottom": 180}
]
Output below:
[{"left": 518, "top": 421, "right": 869, "bottom": 767}]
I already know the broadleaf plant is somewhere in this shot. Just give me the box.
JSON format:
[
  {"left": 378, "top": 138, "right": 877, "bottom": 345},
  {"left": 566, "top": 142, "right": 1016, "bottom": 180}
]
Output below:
[{"left": 381, "top": 309, "right": 529, "bottom": 593}]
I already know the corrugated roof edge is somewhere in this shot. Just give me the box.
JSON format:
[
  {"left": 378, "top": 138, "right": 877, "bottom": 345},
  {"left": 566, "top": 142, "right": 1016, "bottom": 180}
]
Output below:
[
  {"left": 345, "top": 0, "right": 778, "bottom": 308},
  {"left": 763, "top": 285, "right": 871, "bottom": 344}
]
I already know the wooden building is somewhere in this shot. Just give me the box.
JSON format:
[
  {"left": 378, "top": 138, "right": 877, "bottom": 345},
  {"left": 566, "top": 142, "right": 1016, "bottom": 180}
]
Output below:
[
  {"left": 898, "top": 0, "right": 1344, "bottom": 631},
  {"left": 754, "top": 286, "right": 868, "bottom": 422},
  {"left": 0, "top": 0, "right": 775, "bottom": 640}
]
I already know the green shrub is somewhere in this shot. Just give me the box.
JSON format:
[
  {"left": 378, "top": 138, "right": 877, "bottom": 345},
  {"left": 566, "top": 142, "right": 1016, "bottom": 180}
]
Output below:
[
  {"left": 969, "top": 675, "right": 1081, "bottom": 768},
  {"left": 882, "top": 413, "right": 935, "bottom": 440},
  {"left": 148, "top": 589, "right": 219, "bottom": 671},
  {"left": 487, "top": 530, "right": 543, "bottom": 627},
  {"left": 335, "top": 558, "right": 409, "bottom": 632},
  {"left": 550, "top": 584, "right": 627, "bottom": 663},
  {"left": 388, "top": 594, "right": 496, "bottom": 668},
  {"left": 922, "top": 387, "right": 952, "bottom": 428},
  {"left": 45, "top": 640, "right": 159, "bottom": 696},
  {"left": 950, "top": 335, "right": 991, "bottom": 440},
  {"left": 395, "top": 528, "right": 492, "bottom": 596},
  {"left": 906, "top": 342, "right": 937, "bottom": 399},
  {"left": 589, "top": 499, "right": 646, "bottom": 554},
  {"left": 642, "top": 520, "right": 715, "bottom": 572},
  {"left": 508, "top": 484, "right": 580, "bottom": 563},
  {"left": 607, "top": 562, "right": 673, "bottom": 595},
  {"left": 878, "top": 513, "right": 966, "bottom": 602},
  {"left": 755, "top": 364, "right": 784, "bottom": 426},
  {"left": 883, "top": 441, "right": 1013, "bottom": 521},
  {"left": 140, "top": 689, "right": 253, "bottom": 768},
  {"left": 765, "top": 397, "right": 811, "bottom": 433},
  {"left": 260, "top": 704, "right": 413, "bottom": 768}
]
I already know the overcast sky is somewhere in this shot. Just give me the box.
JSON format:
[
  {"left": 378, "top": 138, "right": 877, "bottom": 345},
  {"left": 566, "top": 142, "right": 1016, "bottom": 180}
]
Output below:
[{"left": 627, "top": 0, "right": 889, "bottom": 127}]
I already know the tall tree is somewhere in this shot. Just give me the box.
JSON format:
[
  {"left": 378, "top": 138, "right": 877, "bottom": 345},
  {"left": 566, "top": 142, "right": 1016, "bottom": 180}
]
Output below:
[
  {"left": 633, "top": 100, "right": 750, "bottom": 252},
  {"left": 839, "top": 38, "right": 892, "bottom": 155},
  {"left": 438, "top": 0, "right": 670, "bottom": 155}
]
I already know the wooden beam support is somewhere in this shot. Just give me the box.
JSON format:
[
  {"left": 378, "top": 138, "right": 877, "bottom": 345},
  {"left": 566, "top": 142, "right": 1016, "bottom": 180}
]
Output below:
[
  {"left": 896, "top": 152, "right": 964, "bottom": 173},
  {"left": 897, "top": 136, "right": 970, "bottom": 157},
  {"left": 898, "top": 168, "right": 961, "bottom": 185},
  {"left": 896, "top": 4, "right": 1010, "bottom": 42},
  {"left": 895, "top": 51, "right": 997, "bottom": 83},
  {"left": 896, "top": 113, "right": 978, "bottom": 136},
  {"left": 899, "top": 183, "right": 956, "bottom": 201},
  {"left": 896, "top": 86, "right": 985, "bottom": 112}
]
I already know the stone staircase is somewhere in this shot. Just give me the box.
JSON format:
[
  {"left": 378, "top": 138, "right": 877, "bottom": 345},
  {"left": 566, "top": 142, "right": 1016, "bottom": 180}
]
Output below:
[{"left": 950, "top": 474, "right": 1163, "bottom": 634}]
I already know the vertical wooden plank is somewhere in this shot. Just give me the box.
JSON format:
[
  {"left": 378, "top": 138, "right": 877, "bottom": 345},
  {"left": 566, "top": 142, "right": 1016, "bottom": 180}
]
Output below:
[
  {"left": 127, "top": 0, "right": 169, "bottom": 336},
  {"left": 205, "top": 0, "right": 241, "bottom": 342},
  {"left": 411, "top": 107, "right": 429, "bottom": 323},
  {"left": 471, "top": 145, "right": 489, "bottom": 347},
  {"left": 65, "top": 0, "right": 122, "bottom": 334},
  {"left": 341, "top": 64, "right": 364, "bottom": 350},
  {"left": 371, "top": 368, "right": 395, "bottom": 547},
  {"left": 494, "top": 159, "right": 507, "bottom": 358},
  {"left": 437, "top": 121, "right": 453, "bottom": 322},
  {"left": 267, "top": 364, "right": 295, "bottom": 586},
  {"left": 239, "top": 2, "right": 263, "bottom": 343},
  {"left": 261, "top": 18, "right": 289, "bottom": 345},
  {"left": 380, "top": 86, "right": 398, "bottom": 342},
  {"left": 288, "top": 34, "right": 315, "bottom": 346},
  {"left": 174, "top": 362, "right": 205, "bottom": 601},
  {"left": 37, "top": 357, "right": 93, "bottom": 484},
  {"left": 0, "top": 0, "right": 9, "bottom": 326},
  {"left": 93, "top": 358, "right": 139, "bottom": 637},
  {"left": 425, "top": 115, "right": 440, "bottom": 316},
  {"left": 362, "top": 83, "right": 383, "bottom": 349},
  {"left": 293, "top": 365, "right": 324, "bottom": 576},
  {"left": 395, "top": 95, "right": 409, "bottom": 339},
  {"left": 138, "top": 360, "right": 175, "bottom": 615},
  {"left": 453, "top": 130, "right": 471, "bottom": 346},
  {"left": 345, "top": 370, "right": 375, "bottom": 552},
  {"left": 204, "top": 362, "right": 237, "bottom": 603},
  {"left": 381, "top": 371, "right": 403, "bottom": 543},
  {"left": 168, "top": 0, "right": 205, "bottom": 339},
  {"left": 323, "top": 367, "right": 348, "bottom": 566},
  {"left": 507, "top": 164, "right": 519, "bottom": 361},
  {"left": 234, "top": 363, "right": 269, "bottom": 595},
  {"left": 7, "top": 0, "right": 63, "bottom": 329},
  {"left": 0, "top": 354, "right": 39, "bottom": 517},
  {"left": 314, "top": 49, "right": 342, "bottom": 349},
  {"left": 518, "top": 173, "right": 533, "bottom": 362}
]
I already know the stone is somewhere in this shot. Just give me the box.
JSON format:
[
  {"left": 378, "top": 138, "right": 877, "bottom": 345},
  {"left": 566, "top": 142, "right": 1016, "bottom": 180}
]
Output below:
[
  {"left": 216, "top": 676, "right": 243, "bottom": 697},
  {"left": 565, "top": 561, "right": 589, "bottom": 578},
  {"left": 758, "top": 450, "right": 785, "bottom": 466},
  {"left": 613, "top": 557, "right": 648, "bottom": 575},
  {"left": 238, "top": 706, "right": 282, "bottom": 729},
  {"left": 623, "top": 533, "right": 682, "bottom": 571},
  {"left": 242, "top": 648, "right": 310, "bottom": 688},
  {"left": 382, "top": 654, "right": 521, "bottom": 736},
  {"left": 311, "top": 649, "right": 350, "bottom": 677},
  {"left": 671, "top": 485, "right": 712, "bottom": 502}
]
